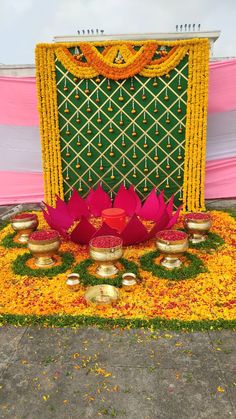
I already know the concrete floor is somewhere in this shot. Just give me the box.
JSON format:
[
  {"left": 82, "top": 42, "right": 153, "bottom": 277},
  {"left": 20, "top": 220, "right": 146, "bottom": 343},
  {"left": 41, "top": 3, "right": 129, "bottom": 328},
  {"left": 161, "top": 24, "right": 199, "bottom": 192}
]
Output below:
[{"left": 0, "top": 326, "right": 235, "bottom": 419}]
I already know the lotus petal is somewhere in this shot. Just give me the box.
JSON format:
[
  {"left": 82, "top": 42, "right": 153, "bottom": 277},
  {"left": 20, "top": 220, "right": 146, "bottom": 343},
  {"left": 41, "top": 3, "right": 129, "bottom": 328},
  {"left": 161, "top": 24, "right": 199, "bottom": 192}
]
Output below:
[
  {"left": 85, "top": 188, "right": 95, "bottom": 206},
  {"left": 137, "top": 188, "right": 160, "bottom": 220},
  {"left": 92, "top": 223, "right": 121, "bottom": 239},
  {"left": 67, "top": 188, "right": 90, "bottom": 220},
  {"left": 42, "top": 208, "right": 58, "bottom": 230},
  {"left": 42, "top": 209, "right": 70, "bottom": 239},
  {"left": 148, "top": 209, "right": 170, "bottom": 238},
  {"left": 121, "top": 215, "right": 149, "bottom": 245},
  {"left": 157, "top": 190, "right": 165, "bottom": 211},
  {"left": 166, "top": 194, "right": 175, "bottom": 217},
  {"left": 70, "top": 216, "right": 96, "bottom": 245},
  {"left": 128, "top": 185, "right": 142, "bottom": 214},
  {"left": 166, "top": 205, "right": 182, "bottom": 229},
  {"left": 113, "top": 184, "right": 137, "bottom": 216},
  {"left": 43, "top": 200, "right": 73, "bottom": 230},
  {"left": 87, "top": 184, "right": 112, "bottom": 217}
]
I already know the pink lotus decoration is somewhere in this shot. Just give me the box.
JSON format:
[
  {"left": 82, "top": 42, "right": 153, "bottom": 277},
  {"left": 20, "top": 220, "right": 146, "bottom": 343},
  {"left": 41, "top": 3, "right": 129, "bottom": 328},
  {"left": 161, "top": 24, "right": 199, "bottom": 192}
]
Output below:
[{"left": 43, "top": 185, "right": 182, "bottom": 246}]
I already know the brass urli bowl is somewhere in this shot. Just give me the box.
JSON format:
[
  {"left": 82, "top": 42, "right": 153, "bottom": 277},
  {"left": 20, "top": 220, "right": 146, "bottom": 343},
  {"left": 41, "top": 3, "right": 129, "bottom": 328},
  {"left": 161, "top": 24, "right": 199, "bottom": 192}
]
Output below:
[
  {"left": 85, "top": 284, "right": 120, "bottom": 305},
  {"left": 89, "top": 236, "right": 123, "bottom": 278},
  {"left": 156, "top": 231, "right": 189, "bottom": 269},
  {"left": 11, "top": 215, "right": 38, "bottom": 243},
  {"left": 66, "top": 273, "right": 80, "bottom": 292},
  {"left": 28, "top": 234, "right": 61, "bottom": 267},
  {"left": 122, "top": 273, "right": 138, "bottom": 291},
  {"left": 184, "top": 216, "right": 212, "bottom": 243}
]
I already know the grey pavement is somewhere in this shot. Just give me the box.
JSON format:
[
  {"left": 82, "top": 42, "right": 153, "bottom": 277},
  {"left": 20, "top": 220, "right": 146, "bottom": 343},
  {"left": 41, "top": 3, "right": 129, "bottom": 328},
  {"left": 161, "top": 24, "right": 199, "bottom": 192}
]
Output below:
[{"left": 0, "top": 326, "right": 235, "bottom": 419}]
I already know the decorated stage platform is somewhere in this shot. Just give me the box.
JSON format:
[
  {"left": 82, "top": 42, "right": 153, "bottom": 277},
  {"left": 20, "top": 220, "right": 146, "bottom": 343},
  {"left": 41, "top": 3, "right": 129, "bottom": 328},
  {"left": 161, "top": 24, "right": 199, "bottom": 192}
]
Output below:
[
  {"left": 1, "top": 34, "right": 235, "bottom": 331},
  {"left": 0, "top": 209, "right": 235, "bottom": 330}
]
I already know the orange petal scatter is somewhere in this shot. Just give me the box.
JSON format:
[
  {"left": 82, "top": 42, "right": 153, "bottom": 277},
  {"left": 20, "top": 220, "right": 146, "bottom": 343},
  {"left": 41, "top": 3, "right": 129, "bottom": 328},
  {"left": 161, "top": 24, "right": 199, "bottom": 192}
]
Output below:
[{"left": 0, "top": 211, "right": 235, "bottom": 322}]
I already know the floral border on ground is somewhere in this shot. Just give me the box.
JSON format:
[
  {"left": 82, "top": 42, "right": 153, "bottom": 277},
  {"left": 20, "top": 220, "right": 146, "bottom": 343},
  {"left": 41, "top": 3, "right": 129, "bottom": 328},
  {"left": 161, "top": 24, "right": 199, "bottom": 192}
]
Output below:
[
  {"left": 73, "top": 258, "right": 139, "bottom": 288},
  {"left": 0, "top": 211, "right": 236, "bottom": 331},
  {"left": 1, "top": 232, "right": 27, "bottom": 249},
  {"left": 12, "top": 252, "right": 75, "bottom": 278},
  {"left": 0, "top": 313, "right": 235, "bottom": 331},
  {"left": 139, "top": 250, "right": 207, "bottom": 280}
]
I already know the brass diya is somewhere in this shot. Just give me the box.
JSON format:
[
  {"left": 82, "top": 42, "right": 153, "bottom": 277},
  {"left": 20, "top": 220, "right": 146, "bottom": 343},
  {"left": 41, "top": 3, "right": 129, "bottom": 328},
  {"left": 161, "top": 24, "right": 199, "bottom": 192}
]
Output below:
[
  {"left": 85, "top": 284, "right": 120, "bottom": 304},
  {"left": 122, "top": 273, "right": 137, "bottom": 291},
  {"left": 11, "top": 213, "right": 38, "bottom": 243},
  {"left": 28, "top": 230, "right": 61, "bottom": 267},
  {"left": 184, "top": 213, "right": 212, "bottom": 243},
  {"left": 66, "top": 273, "right": 80, "bottom": 291},
  {"left": 156, "top": 230, "right": 188, "bottom": 269},
  {"left": 89, "top": 236, "right": 123, "bottom": 277}
]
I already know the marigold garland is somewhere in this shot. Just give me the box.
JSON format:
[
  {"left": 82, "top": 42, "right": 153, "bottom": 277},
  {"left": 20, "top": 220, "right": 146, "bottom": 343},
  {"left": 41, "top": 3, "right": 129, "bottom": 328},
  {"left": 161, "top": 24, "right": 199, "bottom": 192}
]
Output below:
[{"left": 35, "top": 38, "right": 209, "bottom": 209}]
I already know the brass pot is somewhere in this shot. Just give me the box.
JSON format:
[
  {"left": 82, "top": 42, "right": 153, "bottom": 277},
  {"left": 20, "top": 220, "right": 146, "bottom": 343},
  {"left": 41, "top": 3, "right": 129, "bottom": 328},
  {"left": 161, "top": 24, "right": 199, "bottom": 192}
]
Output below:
[
  {"left": 122, "top": 272, "right": 137, "bottom": 291},
  {"left": 184, "top": 215, "right": 212, "bottom": 243},
  {"left": 28, "top": 234, "right": 61, "bottom": 267},
  {"left": 85, "top": 284, "right": 120, "bottom": 304},
  {"left": 66, "top": 273, "right": 80, "bottom": 291},
  {"left": 156, "top": 231, "right": 188, "bottom": 269},
  {"left": 11, "top": 214, "right": 38, "bottom": 243},
  {"left": 89, "top": 236, "right": 123, "bottom": 277}
]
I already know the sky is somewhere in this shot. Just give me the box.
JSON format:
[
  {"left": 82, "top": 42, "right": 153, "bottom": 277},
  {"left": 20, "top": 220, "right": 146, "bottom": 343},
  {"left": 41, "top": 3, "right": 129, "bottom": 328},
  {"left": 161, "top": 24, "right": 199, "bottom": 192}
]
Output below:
[{"left": 0, "top": 0, "right": 235, "bottom": 64}]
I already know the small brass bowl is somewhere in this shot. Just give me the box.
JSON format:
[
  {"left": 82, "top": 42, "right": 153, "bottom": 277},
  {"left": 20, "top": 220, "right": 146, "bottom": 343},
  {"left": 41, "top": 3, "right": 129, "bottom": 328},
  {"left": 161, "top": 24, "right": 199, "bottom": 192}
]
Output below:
[
  {"left": 89, "top": 236, "right": 123, "bottom": 277},
  {"left": 85, "top": 284, "right": 120, "bottom": 304},
  {"left": 184, "top": 214, "right": 212, "bottom": 243},
  {"left": 11, "top": 214, "right": 38, "bottom": 243},
  {"left": 28, "top": 231, "right": 61, "bottom": 267},
  {"left": 66, "top": 273, "right": 80, "bottom": 291},
  {"left": 122, "top": 273, "right": 137, "bottom": 291},
  {"left": 156, "top": 230, "right": 188, "bottom": 269}
]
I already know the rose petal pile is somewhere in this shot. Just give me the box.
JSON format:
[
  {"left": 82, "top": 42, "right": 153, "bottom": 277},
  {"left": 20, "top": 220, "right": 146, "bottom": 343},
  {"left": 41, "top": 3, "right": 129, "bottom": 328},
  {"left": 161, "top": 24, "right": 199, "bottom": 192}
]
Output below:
[
  {"left": 12, "top": 213, "right": 37, "bottom": 220},
  {"left": 30, "top": 230, "right": 59, "bottom": 241},
  {"left": 90, "top": 236, "right": 122, "bottom": 248},
  {"left": 156, "top": 230, "right": 187, "bottom": 241},
  {"left": 185, "top": 213, "right": 211, "bottom": 220}
]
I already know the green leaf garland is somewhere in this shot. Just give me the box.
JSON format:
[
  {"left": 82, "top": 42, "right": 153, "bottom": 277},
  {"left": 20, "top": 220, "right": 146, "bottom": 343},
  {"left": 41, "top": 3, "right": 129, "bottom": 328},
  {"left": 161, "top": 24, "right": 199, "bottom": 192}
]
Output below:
[
  {"left": 188, "top": 232, "right": 224, "bottom": 251},
  {"left": 1, "top": 232, "right": 27, "bottom": 249},
  {"left": 73, "top": 258, "right": 139, "bottom": 287},
  {"left": 139, "top": 250, "right": 206, "bottom": 280},
  {"left": 12, "top": 252, "right": 75, "bottom": 278},
  {"left": 0, "top": 313, "right": 235, "bottom": 331}
]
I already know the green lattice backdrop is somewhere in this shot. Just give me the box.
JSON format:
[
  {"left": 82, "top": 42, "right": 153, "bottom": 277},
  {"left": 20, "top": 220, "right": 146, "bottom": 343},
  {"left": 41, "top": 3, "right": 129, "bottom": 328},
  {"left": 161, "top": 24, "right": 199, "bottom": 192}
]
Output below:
[{"left": 55, "top": 51, "right": 188, "bottom": 207}]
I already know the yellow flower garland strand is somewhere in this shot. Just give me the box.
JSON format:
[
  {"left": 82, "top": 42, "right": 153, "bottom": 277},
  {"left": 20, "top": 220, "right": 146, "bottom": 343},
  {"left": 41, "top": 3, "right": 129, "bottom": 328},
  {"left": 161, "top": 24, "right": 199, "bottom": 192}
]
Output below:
[
  {"left": 35, "top": 46, "right": 51, "bottom": 203},
  {"left": 35, "top": 45, "right": 64, "bottom": 205},
  {"left": 200, "top": 45, "right": 209, "bottom": 210},
  {"left": 182, "top": 39, "right": 209, "bottom": 212},
  {"left": 48, "top": 49, "right": 64, "bottom": 201}
]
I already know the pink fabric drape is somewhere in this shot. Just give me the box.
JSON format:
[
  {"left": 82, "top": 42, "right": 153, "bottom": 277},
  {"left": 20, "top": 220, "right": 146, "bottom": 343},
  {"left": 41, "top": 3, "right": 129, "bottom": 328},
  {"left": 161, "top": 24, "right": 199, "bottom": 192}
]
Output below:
[
  {"left": 205, "top": 157, "right": 236, "bottom": 199},
  {"left": 0, "top": 172, "right": 44, "bottom": 204},
  {"left": 0, "top": 77, "right": 39, "bottom": 126},
  {"left": 208, "top": 58, "right": 236, "bottom": 113},
  {"left": 1, "top": 157, "right": 235, "bottom": 204},
  {"left": 0, "top": 58, "right": 236, "bottom": 204}
]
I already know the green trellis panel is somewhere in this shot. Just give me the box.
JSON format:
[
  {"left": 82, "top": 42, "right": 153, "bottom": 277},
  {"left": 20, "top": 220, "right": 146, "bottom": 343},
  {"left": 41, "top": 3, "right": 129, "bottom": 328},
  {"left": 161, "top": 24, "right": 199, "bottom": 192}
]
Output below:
[{"left": 55, "top": 51, "right": 188, "bottom": 208}]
